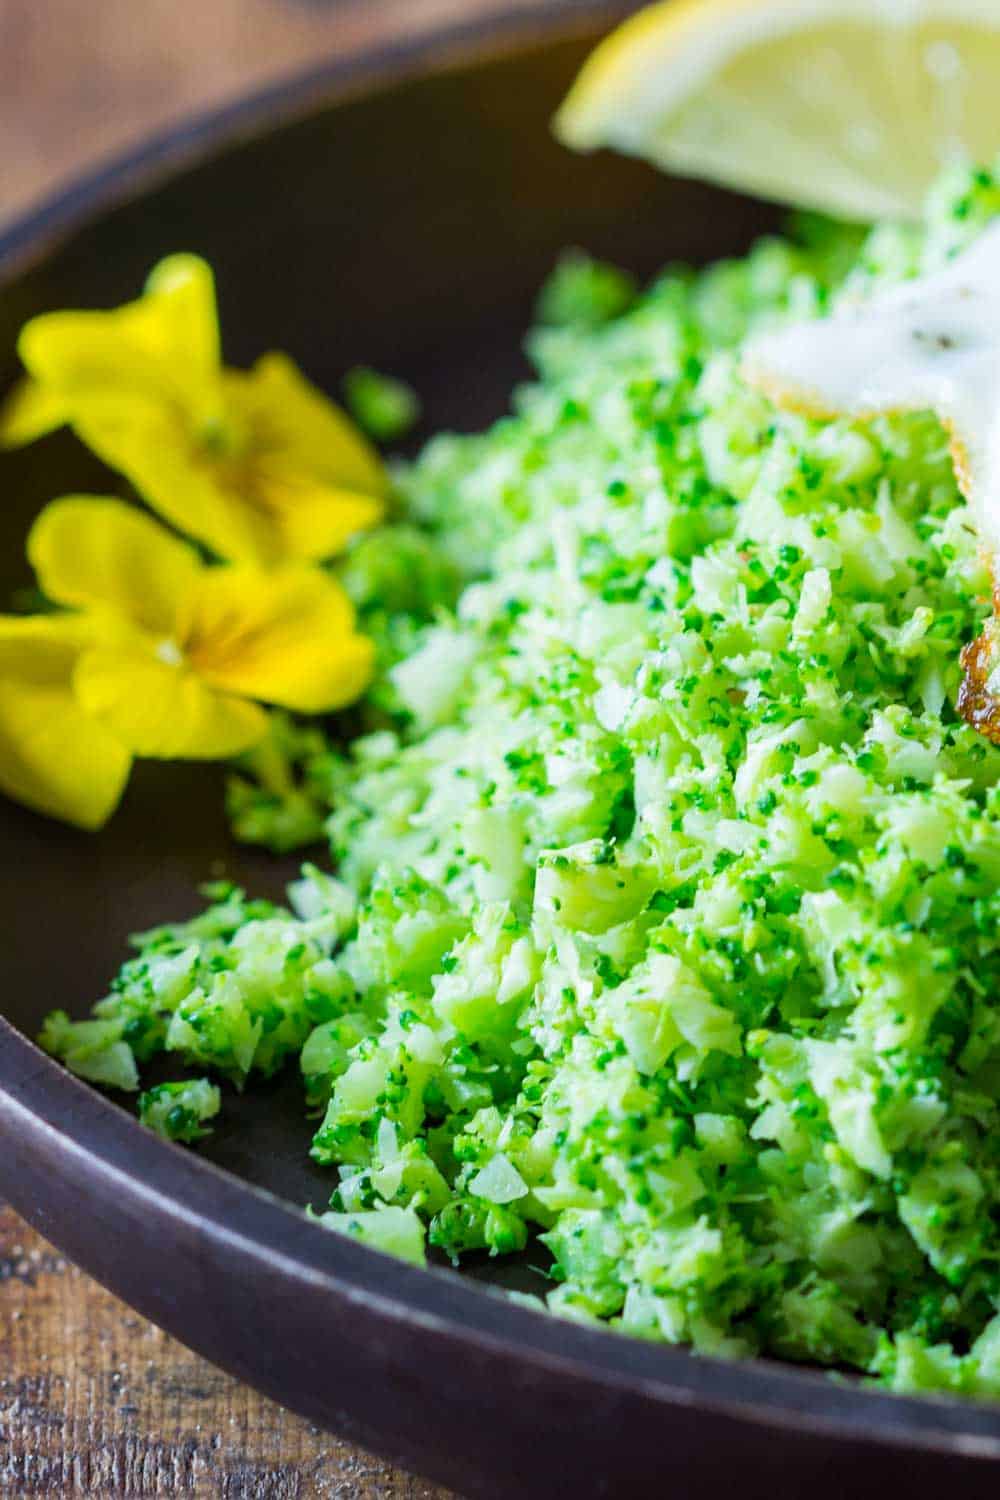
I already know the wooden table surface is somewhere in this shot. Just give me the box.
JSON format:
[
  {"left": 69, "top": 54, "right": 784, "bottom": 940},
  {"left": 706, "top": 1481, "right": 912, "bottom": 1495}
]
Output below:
[
  {"left": 0, "top": 0, "right": 513, "bottom": 229},
  {"left": 0, "top": 1205, "right": 454, "bottom": 1498},
  {"left": 0, "top": 1, "right": 582, "bottom": 1494}
]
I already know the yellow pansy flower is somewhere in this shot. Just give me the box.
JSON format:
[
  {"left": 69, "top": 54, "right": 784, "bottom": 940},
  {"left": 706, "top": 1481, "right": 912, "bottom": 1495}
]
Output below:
[
  {"left": 0, "top": 613, "right": 132, "bottom": 830},
  {"left": 1, "top": 255, "right": 387, "bottom": 565},
  {"left": 28, "top": 496, "right": 375, "bottom": 761}
]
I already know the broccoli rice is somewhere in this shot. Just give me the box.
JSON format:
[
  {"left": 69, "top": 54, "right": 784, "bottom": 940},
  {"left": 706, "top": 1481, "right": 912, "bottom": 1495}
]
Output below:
[{"left": 43, "top": 162, "right": 1000, "bottom": 1399}]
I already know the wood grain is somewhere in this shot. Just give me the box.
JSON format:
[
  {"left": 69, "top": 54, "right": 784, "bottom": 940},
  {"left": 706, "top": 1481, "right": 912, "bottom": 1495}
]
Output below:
[
  {"left": 0, "top": 1, "right": 543, "bottom": 1493},
  {"left": 0, "top": 0, "right": 512, "bottom": 230},
  {"left": 0, "top": 1204, "right": 453, "bottom": 1497}
]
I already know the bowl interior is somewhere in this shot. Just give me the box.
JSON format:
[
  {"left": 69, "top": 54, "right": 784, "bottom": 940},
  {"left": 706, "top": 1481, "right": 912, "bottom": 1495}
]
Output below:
[{"left": 0, "top": 28, "right": 778, "bottom": 1227}]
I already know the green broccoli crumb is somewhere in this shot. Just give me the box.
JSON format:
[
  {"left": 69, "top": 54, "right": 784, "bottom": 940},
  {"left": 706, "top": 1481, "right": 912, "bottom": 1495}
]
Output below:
[
  {"left": 536, "top": 249, "right": 636, "bottom": 327},
  {"left": 226, "top": 712, "right": 328, "bottom": 854},
  {"left": 137, "top": 1079, "right": 221, "bottom": 1143},
  {"left": 343, "top": 366, "right": 420, "bottom": 444}
]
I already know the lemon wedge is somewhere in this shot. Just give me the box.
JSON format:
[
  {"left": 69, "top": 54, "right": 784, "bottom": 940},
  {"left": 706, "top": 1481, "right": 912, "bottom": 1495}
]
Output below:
[{"left": 556, "top": 0, "right": 1000, "bottom": 222}]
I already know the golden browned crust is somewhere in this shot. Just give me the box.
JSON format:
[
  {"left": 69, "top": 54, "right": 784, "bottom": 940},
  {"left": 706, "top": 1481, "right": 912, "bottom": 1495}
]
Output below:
[
  {"left": 739, "top": 360, "right": 841, "bottom": 423},
  {"left": 942, "top": 417, "right": 974, "bottom": 501},
  {"left": 959, "top": 627, "right": 1000, "bottom": 743}
]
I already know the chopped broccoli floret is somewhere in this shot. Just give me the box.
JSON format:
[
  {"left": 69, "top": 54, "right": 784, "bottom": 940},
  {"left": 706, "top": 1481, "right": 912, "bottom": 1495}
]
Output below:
[
  {"left": 137, "top": 1079, "right": 221, "bottom": 1143},
  {"left": 343, "top": 366, "right": 420, "bottom": 443}
]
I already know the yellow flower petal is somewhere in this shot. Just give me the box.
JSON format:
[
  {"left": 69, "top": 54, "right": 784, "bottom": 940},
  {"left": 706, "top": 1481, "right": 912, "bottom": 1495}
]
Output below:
[
  {"left": 184, "top": 565, "right": 375, "bottom": 712},
  {"left": 166, "top": 356, "right": 386, "bottom": 564},
  {"left": 239, "top": 354, "right": 386, "bottom": 497},
  {"left": 246, "top": 458, "right": 386, "bottom": 562},
  {"left": 0, "top": 376, "right": 69, "bottom": 447},
  {"left": 17, "top": 255, "right": 222, "bottom": 427},
  {"left": 19, "top": 314, "right": 184, "bottom": 425},
  {"left": 66, "top": 401, "right": 279, "bottom": 565},
  {"left": 28, "top": 496, "right": 203, "bottom": 637},
  {"left": 0, "top": 615, "right": 132, "bottom": 830},
  {"left": 9, "top": 256, "right": 386, "bottom": 566},
  {"left": 75, "top": 643, "right": 268, "bottom": 760},
  {"left": 120, "top": 446, "right": 382, "bottom": 567},
  {"left": 143, "top": 254, "right": 221, "bottom": 382}
]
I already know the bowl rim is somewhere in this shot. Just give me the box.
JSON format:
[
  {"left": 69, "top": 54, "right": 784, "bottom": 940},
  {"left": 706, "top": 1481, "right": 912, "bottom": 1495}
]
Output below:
[
  {"left": 2, "top": 0, "right": 1000, "bottom": 1468},
  {"left": 0, "top": 0, "right": 625, "bottom": 277}
]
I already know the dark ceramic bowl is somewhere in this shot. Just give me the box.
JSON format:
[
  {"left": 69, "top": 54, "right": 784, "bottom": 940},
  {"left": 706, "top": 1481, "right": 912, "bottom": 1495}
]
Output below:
[{"left": 3, "top": 6, "right": 1000, "bottom": 1496}]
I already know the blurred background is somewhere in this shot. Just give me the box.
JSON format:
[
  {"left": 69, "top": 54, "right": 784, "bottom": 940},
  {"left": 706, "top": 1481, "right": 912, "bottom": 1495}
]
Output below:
[{"left": 0, "top": 0, "right": 557, "bottom": 230}]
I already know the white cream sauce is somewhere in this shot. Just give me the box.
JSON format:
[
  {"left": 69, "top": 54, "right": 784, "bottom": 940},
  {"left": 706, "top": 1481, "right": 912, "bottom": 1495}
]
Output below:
[{"left": 743, "top": 218, "right": 1000, "bottom": 553}]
